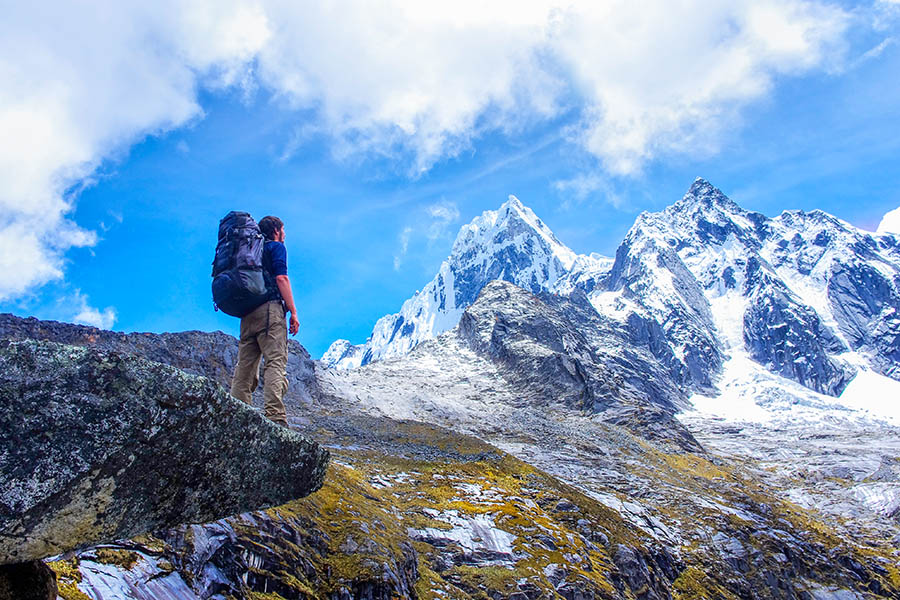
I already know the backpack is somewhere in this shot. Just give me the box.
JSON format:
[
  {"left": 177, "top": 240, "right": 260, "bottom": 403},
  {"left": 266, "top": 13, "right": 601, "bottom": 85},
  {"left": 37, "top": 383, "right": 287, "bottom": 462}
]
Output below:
[{"left": 211, "top": 211, "right": 272, "bottom": 317}]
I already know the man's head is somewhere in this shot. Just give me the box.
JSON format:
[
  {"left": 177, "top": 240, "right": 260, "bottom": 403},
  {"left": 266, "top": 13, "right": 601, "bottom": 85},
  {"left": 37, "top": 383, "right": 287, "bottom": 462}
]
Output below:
[{"left": 259, "top": 216, "right": 284, "bottom": 242}]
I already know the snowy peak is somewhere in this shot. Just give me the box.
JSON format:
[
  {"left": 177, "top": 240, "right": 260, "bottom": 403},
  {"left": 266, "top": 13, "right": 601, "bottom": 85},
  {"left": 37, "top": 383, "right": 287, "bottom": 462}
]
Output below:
[
  {"left": 557, "top": 178, "right": 900, "bottom": 408},
  {"left": 323, "top": 195, "right": 591, "bottom": 369},
  {"left": 321, "top": 339, "right": 364, "bottom": 370},
  {"left": 680, "top": 177, "right": 738, "bottom": 210},
  {"left": 450, "top": 194, "right": 577, "bottom": 272},
  {"left": 323, "top": 177, "right": 900, "bottom": 429}
]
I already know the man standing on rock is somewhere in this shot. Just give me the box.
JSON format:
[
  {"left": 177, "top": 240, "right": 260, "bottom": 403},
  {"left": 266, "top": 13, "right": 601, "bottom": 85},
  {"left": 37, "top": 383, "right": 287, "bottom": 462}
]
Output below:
[{"left": 230, "top": 216, "right": 300, "bottom": 427}]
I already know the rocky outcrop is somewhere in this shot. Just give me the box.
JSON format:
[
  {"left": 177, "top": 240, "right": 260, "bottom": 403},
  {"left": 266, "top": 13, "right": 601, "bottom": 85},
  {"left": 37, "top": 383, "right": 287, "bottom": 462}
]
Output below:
[
  {"left": 828, "top": 260, "right": 900, "bottom": 381},
  {"left": 0, "top": 560, "right": 57, "bottom": 600},
  {"left": 457, "top": 280, "right": 701, "bottom": 450},
  {"left": 743, "top": 257, "right": 854, "bottom": 396},
  {"left": 601, "top": 218, "right": 726, "bottom": 393},
  {"left": 0, "top": 339, "right": 329, "bottom": 565},
  {"left": 0, "top": 313, "right": 321, "bottom": 410}
]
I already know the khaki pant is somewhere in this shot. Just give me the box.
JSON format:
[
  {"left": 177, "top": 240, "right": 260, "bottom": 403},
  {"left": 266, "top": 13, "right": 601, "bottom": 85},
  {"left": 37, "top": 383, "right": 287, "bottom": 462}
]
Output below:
[{"left": 230, "top": 300, "right": 288, "bottom": 426}]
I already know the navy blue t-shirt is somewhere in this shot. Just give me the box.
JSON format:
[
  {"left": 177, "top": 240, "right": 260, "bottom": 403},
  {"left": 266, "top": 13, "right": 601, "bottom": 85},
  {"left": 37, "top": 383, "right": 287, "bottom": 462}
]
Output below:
[{"left": 263, "top": 241, "right": 287, "bottom": 301}]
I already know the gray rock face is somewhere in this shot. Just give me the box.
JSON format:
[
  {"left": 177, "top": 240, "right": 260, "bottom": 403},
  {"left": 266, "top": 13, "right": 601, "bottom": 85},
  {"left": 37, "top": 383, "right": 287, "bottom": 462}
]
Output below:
[
  {"left": 457, "top": 280, "right": 701, "bottom": 450},
  {"left": 601, "top": 221, "right": 726, "bottom": 393},
  {"left": 0, "top": 313, "right": 321, "bottom": 411},
  {"left": 828, "top": 261, "right": 900, "bottom": 380},
  {"left": 0, "top": 339, "right": 329, "bottom": 564},
  {"left": 743, "top": 257, "right": 853, "bottom": 396}
]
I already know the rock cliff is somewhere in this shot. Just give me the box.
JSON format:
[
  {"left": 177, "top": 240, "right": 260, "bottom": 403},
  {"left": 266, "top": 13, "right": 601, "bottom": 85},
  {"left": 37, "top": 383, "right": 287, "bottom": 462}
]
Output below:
[
  {"left": 0, "top": 313, "right": 321, "bottom": 411},
  {"left": 0, "top": 338, "right": 329, "bottom": 565}
]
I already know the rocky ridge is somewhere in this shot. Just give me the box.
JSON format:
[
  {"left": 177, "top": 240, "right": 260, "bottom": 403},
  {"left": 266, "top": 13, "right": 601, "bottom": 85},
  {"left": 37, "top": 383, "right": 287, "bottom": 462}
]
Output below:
[
  {"left": 562, "top": 178, "right": 900, "bottom": 407},
  {"left": 0, "top": 312, "right": 320, "bottom": 411},
  {"left": 0, "top": 338, "right": 328, "bottom": 565},
  {"left": 2, "top": 313, "right": 900, "bottom": 599}
]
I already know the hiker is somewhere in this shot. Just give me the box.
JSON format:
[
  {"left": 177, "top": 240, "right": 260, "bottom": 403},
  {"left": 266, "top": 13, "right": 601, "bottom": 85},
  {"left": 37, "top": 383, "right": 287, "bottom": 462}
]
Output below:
[{"left": 228, "top": 216, "right": 300, "bottom": 427}]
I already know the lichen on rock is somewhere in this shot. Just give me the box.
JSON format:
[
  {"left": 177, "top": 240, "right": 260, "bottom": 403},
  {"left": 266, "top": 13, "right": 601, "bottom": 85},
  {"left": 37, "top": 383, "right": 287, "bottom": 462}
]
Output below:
[{"left": 0, "top": 338, "right": 329, "bottom": 565}]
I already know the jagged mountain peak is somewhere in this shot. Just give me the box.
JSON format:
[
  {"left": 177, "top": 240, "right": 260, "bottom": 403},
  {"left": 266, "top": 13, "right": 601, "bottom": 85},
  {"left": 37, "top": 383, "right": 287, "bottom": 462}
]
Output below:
[
  {"left": 324, "top": 195, "right": 584, "bottom": 368},
  {"left": 669, "top": 178, "right": 747, "bottom": 225},
  {"left": 503, "top": 193, "right": 524, "bottom": 210},
  {"left": 683, "top": 177, "right": 735, "bottom": 205},
  {"left": 451, "top": 194, "right": 576, "bottom": 270}
]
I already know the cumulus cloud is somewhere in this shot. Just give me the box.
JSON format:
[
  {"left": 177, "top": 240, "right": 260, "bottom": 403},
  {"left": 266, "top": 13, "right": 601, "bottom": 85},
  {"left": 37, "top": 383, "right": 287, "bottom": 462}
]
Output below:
[
  {"left": 0, "top": 1, "right": 269, "bottom": 301},
  {"left": 1, "top": 0, "right": 852, "bottom": 300},
  {"left": 551, "top": 1, "right": 848, "bottom": 175},
  {"left": 878, "top": 207, "right": 900, "bottom": 235},
  {"left": 71, "top": 290, "right": 117, "bottom": 329}
]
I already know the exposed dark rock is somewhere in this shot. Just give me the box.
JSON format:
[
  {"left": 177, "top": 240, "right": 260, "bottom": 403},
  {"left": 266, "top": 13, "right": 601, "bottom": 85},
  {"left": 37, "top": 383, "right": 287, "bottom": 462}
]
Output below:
[
  {"left": 0, "top": 560, "right": 57, "bottom": 600},
  {"left": 828, "top": 261, "right": 900, "bottom": 381},
  {"left": 0, "top": 339, "right": 329, "bottom": 564},
  {"left": 0, "top": 313, "right": 321, "bottom": 410},
  {"left": 603, "top": 228, "right": 725, "bottom": 393},
  {"left": 458, "top": 280, "right": 701, "bottom": 450},
  {"left": 743, "top": 258, "right": 854, "bottom": 396},
  {"left": 611, "top": 545, "right": 672, "bottom": 600}
]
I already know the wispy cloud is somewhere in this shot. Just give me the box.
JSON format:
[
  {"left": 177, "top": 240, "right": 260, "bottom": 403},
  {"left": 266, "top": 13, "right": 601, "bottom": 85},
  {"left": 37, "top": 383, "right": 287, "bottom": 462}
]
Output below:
[
  {"left": 426, "top": 202, "right": 460, "bottom": 240},
  {"left": 554, "top": 174, "right": 625, "bottom": 209},
  {"left": 394, "top": 201, "right": 461, "bottom": 270},
  {"left": 393, "top": 226, "right": 414, "bottom": 271}
]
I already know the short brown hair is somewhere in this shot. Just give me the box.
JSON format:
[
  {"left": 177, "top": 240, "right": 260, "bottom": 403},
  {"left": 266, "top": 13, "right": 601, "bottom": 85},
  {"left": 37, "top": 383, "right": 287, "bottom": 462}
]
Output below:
[{"left": 258, "top": 216, "right": 284, "bottom": 240}]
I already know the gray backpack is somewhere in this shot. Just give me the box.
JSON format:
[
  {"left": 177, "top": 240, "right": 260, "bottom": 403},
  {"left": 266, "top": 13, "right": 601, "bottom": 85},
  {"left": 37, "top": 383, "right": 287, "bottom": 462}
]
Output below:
[{"left": 211, "top": 211, "right": 271, "bottom": 317}]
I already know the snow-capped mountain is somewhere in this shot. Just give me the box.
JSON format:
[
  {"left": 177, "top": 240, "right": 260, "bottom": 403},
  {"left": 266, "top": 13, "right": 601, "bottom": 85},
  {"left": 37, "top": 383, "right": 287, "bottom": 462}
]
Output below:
[
  {"left": 323, "top": 195, "right": 607, "bottom": 368},
  {"left": 325, "top": 178, "right": 900, "bottom": 427},
  {"left": 565, "top": 178, "right": 900, "bottom": 424}
]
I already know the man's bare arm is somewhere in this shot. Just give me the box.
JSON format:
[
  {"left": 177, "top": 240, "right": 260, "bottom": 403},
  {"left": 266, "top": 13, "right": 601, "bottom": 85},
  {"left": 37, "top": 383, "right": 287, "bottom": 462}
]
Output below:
[{"left": 275, "top": 275, "right": 300, "bottom": 335}]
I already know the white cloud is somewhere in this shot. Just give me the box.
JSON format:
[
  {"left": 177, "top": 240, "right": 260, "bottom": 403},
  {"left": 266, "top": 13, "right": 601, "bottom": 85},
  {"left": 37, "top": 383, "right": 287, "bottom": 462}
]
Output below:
[
  {"left": 71, "top": 290, "right": 117, "bottom": 329},
  {"left": 554, "top": 174, "right": 625, "bottom": 209},
  {"left": 394, "top": 226, "right": 414, "bottom": 271},
  {"left": 878, "top": 206, "right": 900, "bottom": 234},
  {"left": 394, "top": 201, "right": 460, "bottom": 270},
  {"left": 550, "top": 1, "right": 848, "bottom": 175},
  {"left": 426, "top": 202, "right": 461, "bottom": 240},
  {"left": 1, "top": 0, "right": 853, "bottom": 300},
  {"left": 0, "top": 1, "right": 270, "bottom": 302}
]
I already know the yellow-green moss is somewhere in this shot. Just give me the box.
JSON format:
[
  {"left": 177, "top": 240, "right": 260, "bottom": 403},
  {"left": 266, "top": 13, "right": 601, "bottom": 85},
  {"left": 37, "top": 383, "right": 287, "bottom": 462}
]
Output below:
[
  {"left": 93, "top": 548, "right": 140, "bottom": 570},
  {"left": 48, "top": 558, "right": 92, "bottom": 600},
  {"left": 672, "top": 566, "right": 740, "bottom": 600},
  {"left": 247, "top": 592, "right": 288, "bottom": 600}
]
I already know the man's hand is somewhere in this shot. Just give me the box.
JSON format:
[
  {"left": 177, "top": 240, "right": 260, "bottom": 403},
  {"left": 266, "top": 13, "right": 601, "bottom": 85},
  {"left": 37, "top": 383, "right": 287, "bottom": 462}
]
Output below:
[{"left": 275, "top": 274, "right": 300, "bottom": 336}]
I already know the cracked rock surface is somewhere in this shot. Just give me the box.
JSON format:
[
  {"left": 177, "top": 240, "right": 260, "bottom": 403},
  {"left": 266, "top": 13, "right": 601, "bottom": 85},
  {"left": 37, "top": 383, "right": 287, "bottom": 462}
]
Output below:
[{"left": 0, "top": 339, "right": 329, "bottom": 564}]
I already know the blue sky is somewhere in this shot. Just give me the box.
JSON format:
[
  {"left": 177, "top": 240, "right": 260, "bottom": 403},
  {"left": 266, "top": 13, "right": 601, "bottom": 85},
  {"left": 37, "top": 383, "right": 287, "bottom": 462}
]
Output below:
[{"left": 1, "top": 1, "right": 899, "bottom": 358}]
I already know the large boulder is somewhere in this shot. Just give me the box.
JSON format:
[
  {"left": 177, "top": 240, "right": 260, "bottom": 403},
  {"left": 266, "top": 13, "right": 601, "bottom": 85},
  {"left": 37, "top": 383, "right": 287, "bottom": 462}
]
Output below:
[
  {"left": 0, "top": 313, "right": 321, "bottom": 411},
  {"left": 0, "top": 339, "right": 329, "bottom": 564}
]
